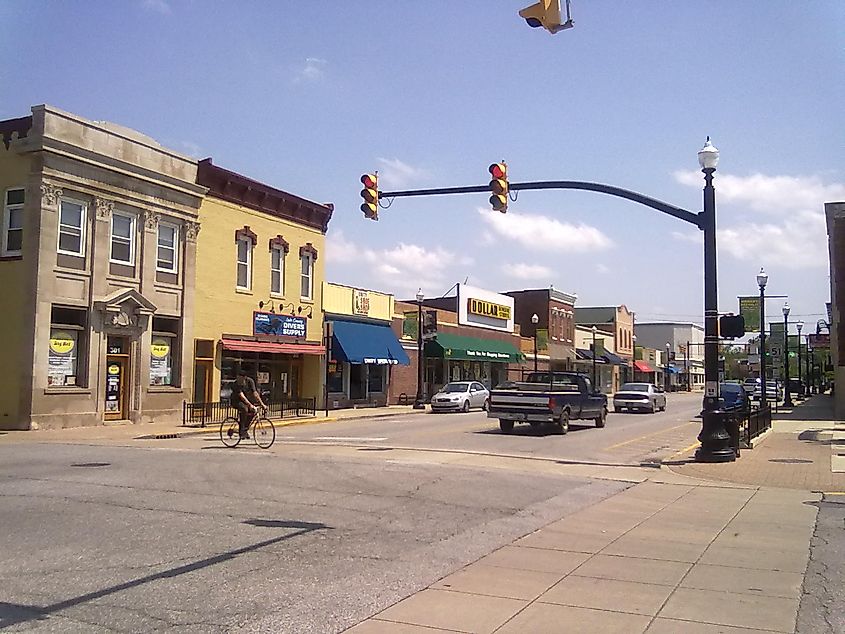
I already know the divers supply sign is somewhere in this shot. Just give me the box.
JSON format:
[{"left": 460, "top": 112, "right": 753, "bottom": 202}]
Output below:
[{"left": 253, "top": 312, "right": 307, "bottom": 338}]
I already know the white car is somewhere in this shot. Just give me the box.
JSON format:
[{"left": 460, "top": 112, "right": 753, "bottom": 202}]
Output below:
[
  {"left": 613, "top": 383, "right": 667, "bottom": 414},
  {"left": 430, "top": 381, "right": 490, "bottom": 413}
]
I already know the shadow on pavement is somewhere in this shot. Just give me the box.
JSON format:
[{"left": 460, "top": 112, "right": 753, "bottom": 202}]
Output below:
[
  {"left": 774, "top": 395, "right": 836, "bottom": 421},
  {"left": 0, "top": 519, "right": 331, "bottom": 629},
  {"left": 474, "top": 423, "right": 594, "bottom": 437}
]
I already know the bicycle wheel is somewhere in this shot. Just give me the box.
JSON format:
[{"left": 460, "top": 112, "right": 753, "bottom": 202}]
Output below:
[
  {"left": 220, "top": 417, "right": 241, "bottom": 448},
  {"left": 252, "top": 417, "right": 276, "bottom": 448}
]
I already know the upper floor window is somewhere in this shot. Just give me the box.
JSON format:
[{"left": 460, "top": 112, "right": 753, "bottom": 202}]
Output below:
[
  {"left": 236, "top": 237, "right": 252, "bottom": 290},
  {"left": 2, "top": 188, "right": 24, "bottom": 257},
  {"left": 110, "top": 212, "right": 135, "bottom": 265},
  {"left": 300, "top": 252, "right": 313, "bottom": 299},
  {"left": 58, "top": 199, "right": 86, "bottom": 257},
  {"left": 157, "top": 222, "right": 179, "bottom": 273},
  {"left": 271, "top": 246, "right": 285, "bottom": 295}
]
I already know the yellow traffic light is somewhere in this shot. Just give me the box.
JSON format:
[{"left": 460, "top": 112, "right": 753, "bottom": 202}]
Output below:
[
  {"left": 360, "top": 173, "right": 378, "bottom": 220},
  {"left": 488, "top": 162, "right": 508, "bottom": 213},
  {"left": 519, "top": 0, "right": 573, "bottom": 34}
]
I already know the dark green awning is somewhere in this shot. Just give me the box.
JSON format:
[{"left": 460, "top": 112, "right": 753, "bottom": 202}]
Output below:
[{"left": 425, "top": 332, "right": 523, "bottom": 364}]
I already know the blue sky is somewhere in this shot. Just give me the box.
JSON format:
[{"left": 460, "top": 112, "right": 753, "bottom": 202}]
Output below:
[{"left": 2, "top": 1, "right": 843, "bottom": 330}]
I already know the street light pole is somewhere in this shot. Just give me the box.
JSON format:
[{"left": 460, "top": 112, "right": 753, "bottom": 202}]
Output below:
[
  {"left": 665, "top": 343, "right": 671, "bottom": 392},
  {"left": 757, "top": 268, "right": 768, "bottom": 412},
  {"left": 631, "top": 334, "right": 637, "bottom": 383},
  {"left": 797, "top": 321, "right": 804, "bottom": 400},
  {"left": 591, "top": 326, "right": 597, "bottom": 390},
  {"left": 413, "top": 288, "right": 426, "bottom": 409},
  {"left": 531, "top": 313, "right": 539, "bottom": 372},
  {"left": 781, "top": 303, "right": 792, "bottom": 405},
  {"left": 695, "top": 138, "right": 735, "bottom": 462}
]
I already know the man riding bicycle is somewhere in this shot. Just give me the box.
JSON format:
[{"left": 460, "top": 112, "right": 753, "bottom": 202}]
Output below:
[{"left": 229, "top": 368, "right": 268, "bottom": 439}]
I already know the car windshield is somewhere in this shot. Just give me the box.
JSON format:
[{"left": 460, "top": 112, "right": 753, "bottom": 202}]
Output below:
[
  {"left": 619, "top": 383, "right": 650, "bottom": 392},
  {"left": 442, "top": 383, "right": 470, "bottom": 393}
]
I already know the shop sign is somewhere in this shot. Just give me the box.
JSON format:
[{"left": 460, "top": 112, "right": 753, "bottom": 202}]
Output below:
[
  {"left": 465, "top": 349, "right": 511, "bottom": 360},
  {"left": 150, "top": 338, "right": 172, "bottom": 385},
  {"left": 353, "top": 290, "right": 370, "bottom": 316},
  {"left": 457, "top": 284, "right": 514, "bottom": 333},
  {"left": 150, "top": 339, "right": 170, "bottom": 358},
  {"left": 808, "top": 333, "right": 830, "bottom": 349},
  {"left": 253, "top": 311, "right": 307, "bottom": 338},
  {"left": 363, "top": 357, "right": 399, "bottom": 365},
  {"left": 49, "top": 332, "right": 75, "bottom": 355},
  {"left": 256, "top": 371, "right": 270, "bottom": 384},
  {"left": 106, "top": 364, "right": 121, "bottom": 412}
]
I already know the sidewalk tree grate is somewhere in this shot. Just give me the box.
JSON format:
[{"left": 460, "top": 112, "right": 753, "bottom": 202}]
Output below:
[
  {"left": 768, "top": 457, "right": 813, "bottom": 464},
  {"left": 153, "top": 433, "right": 180, "bottom": 440}
]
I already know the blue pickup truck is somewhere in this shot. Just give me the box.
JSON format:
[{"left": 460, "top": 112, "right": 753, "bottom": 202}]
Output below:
[{"left": 487, "top": 372, "right": 608, "bottom": 434}]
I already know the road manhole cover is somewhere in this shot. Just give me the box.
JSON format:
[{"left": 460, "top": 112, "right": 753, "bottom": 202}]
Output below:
[
  {"left": 768, "top": 458, "right": 812, "bottom": 464},
  {"left": 71, "top": 462, "right": 111, "bottom": 468}
]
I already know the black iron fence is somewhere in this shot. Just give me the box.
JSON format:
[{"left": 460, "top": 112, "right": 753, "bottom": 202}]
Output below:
[
  {"left": 742, "top": 405, "right": 772, "bottom": 447},
  {"left": 182, "top": 398, "right": 317, "bottom": 427}
]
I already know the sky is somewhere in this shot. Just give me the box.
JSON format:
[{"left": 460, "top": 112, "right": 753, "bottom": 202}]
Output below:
[{"left": 2, "top": 1, "right": 843, "bottom": 332}]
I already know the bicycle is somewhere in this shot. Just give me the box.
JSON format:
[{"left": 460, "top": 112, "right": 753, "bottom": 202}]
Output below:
[{"left": 220, "top": 407, "right": 276, "bottom": 449}]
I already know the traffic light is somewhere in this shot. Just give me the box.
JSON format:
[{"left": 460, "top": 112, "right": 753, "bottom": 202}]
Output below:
[
  {"left": 360, "top": 173, "right": 378, "bottom": 220},
  {"left": 519, "top": 0, "right": 573, "bottom": 34},
  {"left": 488, "top": 162, "right": 508, "bottom": 213}
]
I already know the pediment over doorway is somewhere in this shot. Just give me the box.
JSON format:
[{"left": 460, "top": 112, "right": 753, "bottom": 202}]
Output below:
[{"left": 94, "top": 288, "right": 157, "bottom": 329}]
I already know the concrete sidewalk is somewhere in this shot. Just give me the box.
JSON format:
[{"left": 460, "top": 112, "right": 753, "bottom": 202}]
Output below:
[
  {"left": 0, "top": 405, "right": 425, "bottom": 444},
  {"left": 347, "top": 480, "right": 818, "bottom": 633}
]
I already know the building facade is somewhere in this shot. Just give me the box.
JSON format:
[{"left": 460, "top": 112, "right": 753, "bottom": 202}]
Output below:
[
  {"left": 324, "top": 282, "right": 409, "bottom": 409},
  {"left": 826, "top": 201, "right": 845, "bottom": 418},
  {"left": 0, "top": 105, "right": 206, "bottom": 430},
  {"left": 191, "top": 159, "right": 332, "bottom": 410},
  {"left": 635, "top": 322, "right": 705, "bottom": 390},
  {"left": 505, "top": 287, "right": 577, "bottom": 372}
]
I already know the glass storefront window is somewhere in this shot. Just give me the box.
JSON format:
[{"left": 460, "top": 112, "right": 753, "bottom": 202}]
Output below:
[
  {"left": 367, "top": 365, "right": 385, "bottom": 393},
  {"left": 48, "top": 328, "right": 78, "bottom": 386},
  {"left": 327, "top": 360, "right": 344, "bottom": 393},
  {"left": 150, "top": 336, "right": 173, "bottom": 385}
]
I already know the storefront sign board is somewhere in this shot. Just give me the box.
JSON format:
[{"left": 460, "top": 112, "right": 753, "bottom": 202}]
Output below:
[
  {"left": 353, "top": 290, "right": 370, "bottom": 315},
  {"left": 457, "top": 284, "right": 514, "bottom": 333},
  {"left": 253, "top": 312, "right": 307, "bottom": 338}
]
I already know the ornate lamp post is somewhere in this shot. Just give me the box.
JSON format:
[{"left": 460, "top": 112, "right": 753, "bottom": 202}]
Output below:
[
  {"left": 796, "top": 321, "right": 804, "bottom": 400},
  {"left": 531, "top": 313, "right": 539, "bottom": 372},
  {"left": 631, "top": 334, "right": 637, "bottom": 383},
  {"left": 782, "top": 302, "right": 793, "bottom": 407},
  {"left": 591, "top": 325, "right": 598, "bottom": 390},
  {"left": 757, "top": 268, "right": 768, "bottom": 411},
  {"left": 413, "top": 288, "right": 426, "bottom": 409},
  {"left": 665, "top": 343, "right": 671, "bottom": 392}
]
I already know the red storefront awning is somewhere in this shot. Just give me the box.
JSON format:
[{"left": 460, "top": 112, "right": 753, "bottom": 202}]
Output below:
[
  {"left": 634, "top": 360, "right": 655, "bottom": 373},
  {"left": 222, "top": 338, "right": 325, "bottom": 355}
]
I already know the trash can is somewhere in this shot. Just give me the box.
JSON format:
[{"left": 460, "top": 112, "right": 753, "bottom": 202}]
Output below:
[{"left": 724, "top": 409, "right": 742, "bottom": 457}]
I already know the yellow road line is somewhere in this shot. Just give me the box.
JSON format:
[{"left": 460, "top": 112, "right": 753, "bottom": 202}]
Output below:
[
  {"left": 603, "top": 421, "right": 697, "bottom": 451},
  {"left": 667, "top": 441, "right": 701, "bottom": 459}
]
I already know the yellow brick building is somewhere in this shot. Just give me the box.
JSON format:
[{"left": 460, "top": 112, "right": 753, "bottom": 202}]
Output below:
[{"left": 192, "top": 159, "right": 332, "bottom": 409}]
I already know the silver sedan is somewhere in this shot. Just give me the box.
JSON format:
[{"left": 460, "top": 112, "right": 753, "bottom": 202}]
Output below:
[
  {"left": 613, "top": 383, "right": 667, "bottom": 414},
  {"left": 430, "top": 381, "right": 490, "bottom": 413}
]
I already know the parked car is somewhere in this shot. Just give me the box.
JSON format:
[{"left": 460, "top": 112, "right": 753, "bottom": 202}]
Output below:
[
  {"left": 430, "top": 381, "right": 490, "bottom": 413},
  {"left": 787, "top": 378, "right": 805, "bottom": 396},
  {"left": 487, "top": 372, "right": 607, "bottom": 434},
  {"left": 703, "top": 383, "right": 749, "bottom": 412},
  {"left": 753, "top": 380, "right": 783, "bottom": 402},
  {"left": 742, "top": 378, "right": 759, "bottom": 395},
  {"left": 613, "top": 383, "right": 666, "bottom": 413}
]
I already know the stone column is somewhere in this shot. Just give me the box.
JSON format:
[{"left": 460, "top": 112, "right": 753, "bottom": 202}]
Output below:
[{"left": 181, "top": 220, "right": 201, "bottom": 401}]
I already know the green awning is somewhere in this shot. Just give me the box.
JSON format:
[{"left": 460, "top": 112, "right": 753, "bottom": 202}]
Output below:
[{"left": 425, "top": 332, "right": 524, "bottom": 363}]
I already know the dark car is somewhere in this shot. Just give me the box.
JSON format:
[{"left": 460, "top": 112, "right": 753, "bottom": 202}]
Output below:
[{"left": 702, "top": 382, "right": 749, "bottom": 412}]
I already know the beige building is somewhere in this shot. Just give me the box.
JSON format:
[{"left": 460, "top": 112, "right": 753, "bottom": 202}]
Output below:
[{"left": 0, "top": 105, "right": 205, "bottom": 430}]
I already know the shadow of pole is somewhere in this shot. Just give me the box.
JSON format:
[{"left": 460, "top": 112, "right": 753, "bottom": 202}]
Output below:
[{"left": 0, "top": 520, "right": 331, "bottom": 629}]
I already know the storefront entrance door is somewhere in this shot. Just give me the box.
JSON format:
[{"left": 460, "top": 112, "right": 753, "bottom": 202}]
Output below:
[{"left": 105, "top": 336, "right": 130, "bottom": 420}]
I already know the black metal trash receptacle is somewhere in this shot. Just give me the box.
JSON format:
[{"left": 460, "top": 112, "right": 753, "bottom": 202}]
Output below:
[{"left": 724, "top": 409, "right": 743, "bottom": 457}]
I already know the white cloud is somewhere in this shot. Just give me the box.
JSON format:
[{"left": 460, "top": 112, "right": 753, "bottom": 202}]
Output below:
[
  {"left": 671, "top": 230, "right": 702, "bottom": 244},
  {"left": 596, "top": 263, "right": 611, "bottom": 275},
  {"left": 673, "top": 170, "right": 842, "bottom": 269},
  {"left": 502, "top": 262, "right": 552, "bottom": 280},
  {"left": 325, "top": 229, "right": 358, "bottom": 264},
  {"left": 375, "top": 158, "right": 429, "bottom": 190},
  {"left": 361, "top": 242, "right": 471, "bottom": 297},
  {"left": 141, "top": 0, "right": 171, "bottom": 14},
  {"left": 478, "top": 208, "right": 613, "bottom": 253},
  {"left": 295, "top": 57, "right": 327, "bottom": 83},
  {"left": 673, "top": 170, "right": 845, "bottom": 216}
]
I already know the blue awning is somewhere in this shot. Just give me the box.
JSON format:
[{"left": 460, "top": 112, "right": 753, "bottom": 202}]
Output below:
[
  {"left": 331, "top": 320, "right": 410, "bottom": 366},
  {"left": 576, "top": 348, "right": 606, "bottom": 363},
  {"left": 602, "top": 351, "right": 627, "bottom": 366}
]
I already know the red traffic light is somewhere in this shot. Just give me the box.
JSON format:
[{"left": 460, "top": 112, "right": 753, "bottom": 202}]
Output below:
[
  {"left": 489, "top": 163, "right": 507, "bottom": 180},
  {"left": 361, "top": 174, "right": 377, "bottom": 189},
  {"left": 360, "top": 173, "right": 379, "bottom": 221}
]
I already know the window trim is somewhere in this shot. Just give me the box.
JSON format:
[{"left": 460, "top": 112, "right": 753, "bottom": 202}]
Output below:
[
  {"left": 57, "top": 198, "right": 87, "bottom": 257},
  {"left": 299, "top": 251, "right": 314, "bottom": 300},
  {"left": 270, "top": 245, "right": 285, "bottom": 296},
  {"left": 236, "top": 237, "right": 253, "bottom": 290},
  {"left": 2, "top": 187, "right": 24, "bottom": 257},
  {"left": 156, "top": 221, "right": 179, "bottom": 273},
  {"left": 109, "top": 211, "right": 136, "bottom": 265}
]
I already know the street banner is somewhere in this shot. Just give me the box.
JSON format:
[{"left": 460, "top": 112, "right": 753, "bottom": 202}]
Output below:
[
  {"left": 592, "top": 338, "right": 605, "bottom": 357},
  {"left": 536, "top": 329, "right": 549, "bottom": 352},
  {"left": 403, "top": 311, "right": 418, "bottom": 340},
  {"left": 738, "top": 296, "right": 760, "bottom": 332},
  {"left": 808, "top": 333, "right": 830, "bottom": 349}
]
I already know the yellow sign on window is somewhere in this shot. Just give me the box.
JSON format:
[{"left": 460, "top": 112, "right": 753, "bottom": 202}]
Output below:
[
  {"left": 49, "top": 332, "right": 75, "bottom": 355},
  {"left": 151, "top": 338, "right": 170, "bottom": 358}
]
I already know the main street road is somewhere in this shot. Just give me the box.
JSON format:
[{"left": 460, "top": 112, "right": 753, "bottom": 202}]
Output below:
[{"left": 0, "top": 392, "right": 703, "bottom": 632}]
